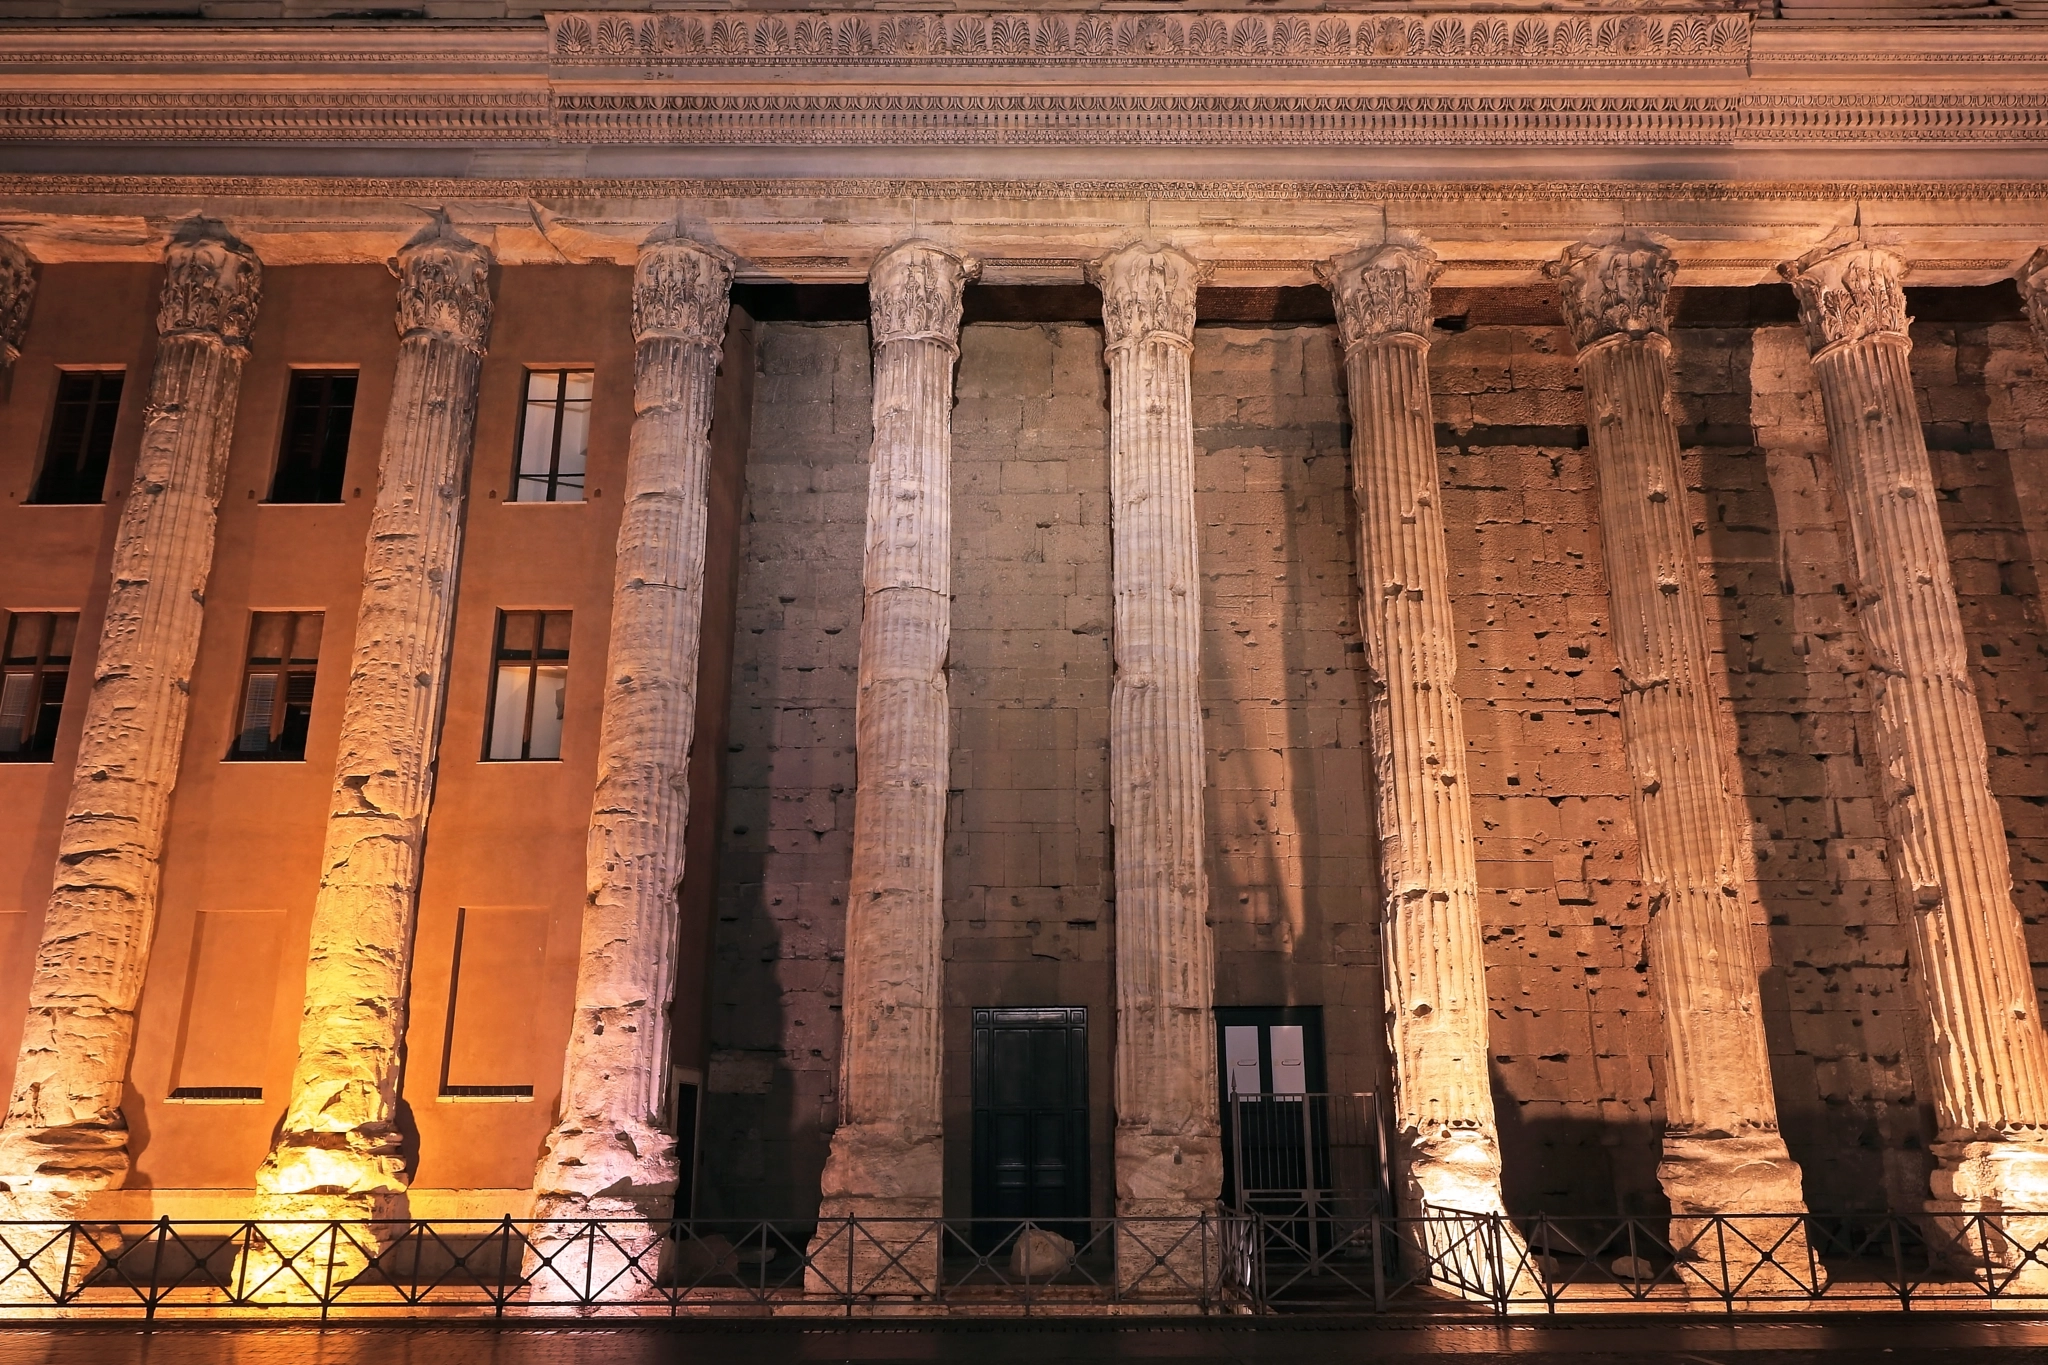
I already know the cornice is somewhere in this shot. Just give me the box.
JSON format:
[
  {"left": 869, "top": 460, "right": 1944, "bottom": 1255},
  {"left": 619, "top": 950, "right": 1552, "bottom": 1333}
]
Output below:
[
  {"left": 4, "top": 173, "right": 2048, "bottom": 203},
  {"left": 545, "top": 9, "right": 1752, "bottom": 68}
]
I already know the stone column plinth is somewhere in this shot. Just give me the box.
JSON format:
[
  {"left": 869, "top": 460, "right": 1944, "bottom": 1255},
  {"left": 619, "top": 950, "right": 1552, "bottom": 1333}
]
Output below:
[
  {"left": 1785, "top": 242, "right": 2048, "bottom": 1249},
  {"left": 1091, "top": 242, "right": 1223, "bottom": 1295},
  {"left": 1553, "top": 238, "right": 1807, "bottom": 1231},
  {"left": 0, "top": 220, "right": 260, "bottom": 1231},
  {"left": 1321, "top": 243, "right": 1525, "bottom": 1293},
  {"left": 807, "top": 242, "right": 972, "bottom": 1298},
  {"left": 0, "top": 234, "right": 35, "bottom": 389},
  {"left": 524, "top": 234, "right": 733, "bottom": 1304},
  {"left": 243, "top": 216, "right": 493, "bottom": 1300}
]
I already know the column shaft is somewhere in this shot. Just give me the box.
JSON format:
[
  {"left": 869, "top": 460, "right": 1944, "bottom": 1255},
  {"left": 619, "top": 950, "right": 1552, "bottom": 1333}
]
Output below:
[
  {"left": 531, "top": 238, "right": 732, "bottom": 1231},
  {"left": 1093, "top": 243, "right": 1221, "bottom": 1218},
  {"left": 1785, "top": 245, "right": 2048, "bottom": 1214},
  {"left": 0, "top": 220, "right": 260, "bottom": 1210},
  {"left": 1322, "top": 244, "right": 1509, "bottom": 1220},
  {"left": 817, "top": 242, "right": 972, "bottom": 1224},
  {"left": 1556, "top": 240, "right": 1804, "bottom": 1215},
  {"left": 0, "top": 234, "right": 35, "bottom": 385},
  {"left": 254, "top": 217, "right": 492, "bottom": 1220}
]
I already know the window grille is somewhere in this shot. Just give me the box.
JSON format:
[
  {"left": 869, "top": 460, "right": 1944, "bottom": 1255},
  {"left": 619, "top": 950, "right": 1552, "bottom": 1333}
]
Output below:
[{"left": 511, "top": 368, "right": 592, "bottom": 503}]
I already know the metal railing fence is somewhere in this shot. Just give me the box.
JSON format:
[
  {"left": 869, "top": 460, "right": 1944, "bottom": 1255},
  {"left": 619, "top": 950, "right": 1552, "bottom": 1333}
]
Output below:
[{"left": 0, "top": 1209, "right": 2045, "bottom": 1318}]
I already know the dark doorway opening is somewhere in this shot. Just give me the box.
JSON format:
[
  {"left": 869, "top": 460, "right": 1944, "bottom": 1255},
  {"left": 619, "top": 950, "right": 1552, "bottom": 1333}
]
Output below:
[
  {"left": 970, "top": 1007, "right": 1089, "bottom": 1248},
  {"left": 1215, "top": 1006, "right": 1329, "bottom": 1207}
]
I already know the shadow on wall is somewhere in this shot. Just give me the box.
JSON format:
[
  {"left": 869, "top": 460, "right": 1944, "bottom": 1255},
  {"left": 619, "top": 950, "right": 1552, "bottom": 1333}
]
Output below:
[{"left": 1490, "top": 1057, "right": 1666, "bottom": 1220}]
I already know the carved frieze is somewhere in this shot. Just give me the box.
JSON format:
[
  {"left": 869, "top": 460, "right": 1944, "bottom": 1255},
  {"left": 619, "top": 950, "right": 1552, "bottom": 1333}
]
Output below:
[
  {"left": 0, "top": 235, "right": 34, "bottom": 374},
  {"left": 1091, "top": 243, "right": 1204, "bottom": 351},
  {"left": 2019, "top": 248, "right": 2048, "bottom": 351},
  {"left": 393, "top": 215, "right": 494, "bottom": 354},
  {"left": 1780, "top": 243, "right": 1911, "bottom": 356},
  {"left": 156, "top": 217, "right": 262, "bottom": 350},
  {"left": 1551, "top": 237, "right": 1675, "bottom": 349},
  {"left": 868, "top": 242, "right": 976, "bottom": 351},
  {"left": 1320, "top": 243, "right": 1440, "bottom": 347},
  {"left": 548, "top": 10, "right": 1752, "bottom": 68},
  {"left": 632, "top": 234, "right": 732, "bottom": 350}
]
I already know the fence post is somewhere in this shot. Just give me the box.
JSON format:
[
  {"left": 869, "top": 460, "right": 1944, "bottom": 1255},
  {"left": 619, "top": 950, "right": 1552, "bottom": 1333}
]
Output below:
[
  {"left": 145, "top": 1215, "right": 169, "bottom": 1321},
  {"left": 1371, "top": 1212, "right": 1385, "bottom": 1312}
]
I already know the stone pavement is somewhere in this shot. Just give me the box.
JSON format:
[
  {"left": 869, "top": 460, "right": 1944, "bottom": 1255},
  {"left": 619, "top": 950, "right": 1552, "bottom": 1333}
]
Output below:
[{"left": 6, "top": 1318, "right": 2048, "bottom": 1365}]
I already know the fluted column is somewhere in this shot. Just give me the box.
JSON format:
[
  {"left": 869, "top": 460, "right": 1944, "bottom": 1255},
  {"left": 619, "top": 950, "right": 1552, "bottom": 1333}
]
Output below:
[
  {"left": 1785, "top": 242, "right": 2048, "bottom": 1219},
  {"left": 817, "top": 242, "right": 973, "bottom": 1231},
  {"left": 2022, "top": 250, "right": 2048, "bottom": 356},
  {"left": 250, "top": 217, "right": 492, "bottom": 1252},
  {"left": 0, "top": 220, "right": 260, "bottom": 1216},
  {"left": 0, "top": 234, "right": 36, "bottom": 389},
  {"left": 1091, "top": 243, "right": 1223, "bottom": 1234},
  {"left": 1554, "top": 237, "right": 1806, "bottom": 1219},
  {"left": 528, "top": 235, "right": 731, "bottom": 1275},
  {"left": 1320, "top": 244, "right": 1512, "bottom": 1223}
]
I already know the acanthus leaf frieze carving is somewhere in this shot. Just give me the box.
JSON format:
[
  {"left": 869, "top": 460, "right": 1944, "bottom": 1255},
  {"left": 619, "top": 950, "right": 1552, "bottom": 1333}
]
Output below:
[
  {"left": 632, "top": 234, "right": 732, "bottom": 351},
  {"left": 547, "top": 10, "right": 1751, "bottom": 69},
  {"left": 1320, "top": 242, "right": 1441, "bottom": 347},
  {"left": 393, "top": 214, "right": 494, "bottom": 354},
  {"left": 868, "top": 242, "right": 976, "bottom": 351},
  {"left": 156, "top": 216, "right": 262, "bottom": 351},
  {"left": 1781, "top": 243, "right": 1911, "bottom": 357},
  {"left": 1551, "top": 237, "right": 1675, "bottom": 350},
  {"left": 0, "top": 234, "right": 36, "bottom": 374}
]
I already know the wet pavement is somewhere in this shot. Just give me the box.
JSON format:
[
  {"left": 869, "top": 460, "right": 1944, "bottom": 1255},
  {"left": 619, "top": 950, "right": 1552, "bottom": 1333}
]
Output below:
[{"left": 6, "top": 1318, "right": 2048, "bottom": 1365}]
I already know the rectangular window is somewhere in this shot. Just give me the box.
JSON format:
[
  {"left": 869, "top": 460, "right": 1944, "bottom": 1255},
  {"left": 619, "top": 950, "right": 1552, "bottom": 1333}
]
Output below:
[
  {"left": 229, "top": 611, "right": 322, "bottom": 762},
  {"left": 511, "top": 368, "right": 592, "bottom": 503},
  {"left": 30, "top": 371, "right": 124, "bottom": 505},
  {"left": 485, "top": 610, "right": 570, "bottom": 761},
  {"left": 269, "top": 370, "right": 357, "bottom": 504},
  {"left": 0, "top": 611, "right": 77, "bottom": 761}
]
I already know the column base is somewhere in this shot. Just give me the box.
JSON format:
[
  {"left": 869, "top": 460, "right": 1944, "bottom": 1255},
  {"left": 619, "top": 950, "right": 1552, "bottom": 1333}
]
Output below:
[
  {"left": 1658, "top": 1130, "right": 1818, "bottom": 1296},
  {"left": 1113, "top": 1199, "right": 1231, "bottom": 1300},
  {"left": 1927, "top": 1137, "right": 2048, "bottom": 1291},
  {"left": 806, "top": 1122, "right": 942, "bottom": 1296},
  {"left": 524, "top": 1115, "right": 679, "bottom": 1306},
  {"left": 1399, "top": 1126, "right": 1537, "bottom": 1302},
  {"left": 236, "top": 1188, "right": 411, "bottom": 1303},
  {"left": 0, "top": 1123, "right": 131, "bottom": 1302}
]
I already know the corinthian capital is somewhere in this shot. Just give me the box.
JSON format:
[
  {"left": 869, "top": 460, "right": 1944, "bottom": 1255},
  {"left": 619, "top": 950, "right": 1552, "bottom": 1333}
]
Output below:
[
  {"left": 157, "top": 217, "right": 262, "bottom": 352},
  {"left": 0, "top": 235, "right": 35, "bottom": 377},
  {"left": 1090, "top": 242, "right": 1204, "bottom": 351},
  {"left": 1319, "top": 242, "right": 1439, "bottom": 348},
  {"left": 1780, "top": 242, "right": 1910, "bottom": 357},
  {"left": 2018, "top": 249, "right": 2048, "bottom": 354},
  {"left": 868, "top": 241, "right": 977, "bottom": 351},
  {"left": 633, "top": 233, "right": 733, "bottom": 349},
  {"left": 392, "top": 214, "right": 494, "bottom": 354},
  {"left": 1550, "top": 237, "right": 1674, "bottom": 351}
]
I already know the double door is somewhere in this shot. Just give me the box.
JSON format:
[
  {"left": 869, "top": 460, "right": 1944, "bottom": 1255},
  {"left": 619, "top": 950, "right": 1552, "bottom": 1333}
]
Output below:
[{"left": 970, "top": 1006, "right": 1090, "bottom": 1244}]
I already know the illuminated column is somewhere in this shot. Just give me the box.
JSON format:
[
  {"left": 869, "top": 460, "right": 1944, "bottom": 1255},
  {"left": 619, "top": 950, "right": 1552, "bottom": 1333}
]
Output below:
[
  {"left": 251, "top": 216, "right": 492, "bottom": 1244},
  {"left": 1554, "top": 237, "right": 1806, "bottom": 1218},
  {"left": 1784, "top": 242, "right": 2048, "bottom": 1221},
  {"left": 0, "top": 234, "right": 35, "bottom": 387},
  {"left": 1090, "top": 242, "right": 1224, "bottom": 1248},
  {"left": 2022, "top": 249, "right": 2048, "bottom": 353},
  {"left": 1320, "top": 243, "right": 1513, "bottom": 1221},
  {"left": 816, "top": 241, "right": 973, "bottom": 1245},
  {"left": 526, "top": 234, "right": 731, "bottom": 1292},
  {"left": 0, "top": 220, "right": 260, "bottom": 1216}
]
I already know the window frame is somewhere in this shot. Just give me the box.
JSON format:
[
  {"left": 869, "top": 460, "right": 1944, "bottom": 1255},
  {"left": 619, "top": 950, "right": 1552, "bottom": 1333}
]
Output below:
[
  {"left": 483, "top": 609, "right": 572, "bottom": 763},
  {"left": 268, "top": 368, "right": 359, "bottom": 505},
  {"left": 0, "top": 610, "right": 77, "bottom": 762},
  {"left": 226, "top": 610, "right": 323, "bottom": 763},
  {"left": 29, "top": 369, "right": 126, "bottom": 506},
  {"left": 509, "top": 367, "right": 593, "bottom": 505}
]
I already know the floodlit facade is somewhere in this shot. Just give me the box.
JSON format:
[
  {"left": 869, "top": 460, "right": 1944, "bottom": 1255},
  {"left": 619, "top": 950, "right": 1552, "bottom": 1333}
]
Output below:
[{"left": 2, "top": 0, "right": 2048, "bottom": 1308}]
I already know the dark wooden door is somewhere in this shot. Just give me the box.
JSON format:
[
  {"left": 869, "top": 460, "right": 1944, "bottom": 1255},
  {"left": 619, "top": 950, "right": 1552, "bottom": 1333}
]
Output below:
[{"left": 971, "top": 1007, "right": 1088, "bottom": 1241}]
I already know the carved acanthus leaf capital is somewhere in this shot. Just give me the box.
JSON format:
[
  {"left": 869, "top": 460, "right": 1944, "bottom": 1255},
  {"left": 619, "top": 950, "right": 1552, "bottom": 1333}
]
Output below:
[
  {"left": 0, "top": 235, "right": 35, "bottom": 373},
  {"left": 392, "top": 214, "right": 494, "bottom": 354},
  {"left": 1090, "top": 242, "right": 1205, "bottom": 351},
  {"left": 1780, "top": 243, "right": 1910, "bottom": 357},
  {"left": 633, "top": 235, "right": 733, "bottom": 349},
  {"left": 1319, "top": 242, "right": 1440, "bottom": 348},
  {"left": 1550, "top": 237, "right": 1673, "bottom": 351},
  {"left": 868, "top": 241, "right": 977, "bottom": 350},
  {"left": 2019, "top": 248, "right": 2048, "bottom": 353},
  {"left": 157, "top": 217, "right": 262, "bottom": 352}
]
